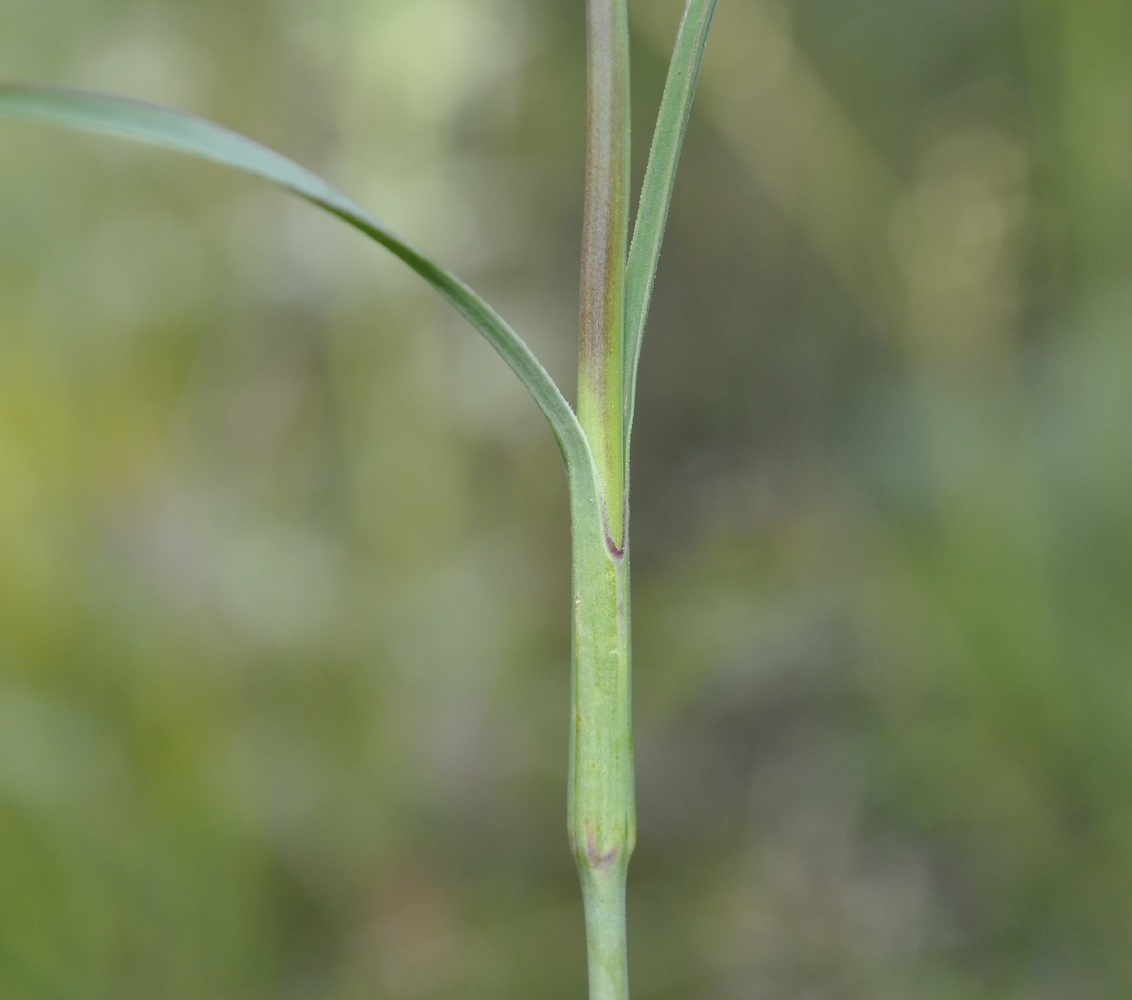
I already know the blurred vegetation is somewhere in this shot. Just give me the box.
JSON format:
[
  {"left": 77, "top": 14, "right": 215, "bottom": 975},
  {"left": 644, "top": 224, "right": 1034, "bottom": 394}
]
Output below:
[{"left": 1, "top": 0, "right": 1131, "bottom": 997}]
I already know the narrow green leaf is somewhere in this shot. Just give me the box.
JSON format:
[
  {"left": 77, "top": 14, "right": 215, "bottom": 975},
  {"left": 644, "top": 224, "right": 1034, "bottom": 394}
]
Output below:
[
  {"left": 0, "top": 82, "right": 594, "bottom": 485},
  {"left": 622, "top": 0, "right": 718, "bottom": 450}
]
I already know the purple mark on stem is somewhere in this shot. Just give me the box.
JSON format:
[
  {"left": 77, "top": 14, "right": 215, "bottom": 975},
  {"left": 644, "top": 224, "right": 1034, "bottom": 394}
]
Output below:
[
  {"left": 586, "top": 824, "right": 621, "bottom": 871},
  {"left": 600, "top": 499, "right": 626, "bottom": 558}
]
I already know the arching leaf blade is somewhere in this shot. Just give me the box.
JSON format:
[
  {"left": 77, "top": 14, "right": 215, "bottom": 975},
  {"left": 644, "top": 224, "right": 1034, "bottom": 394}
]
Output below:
[
  {"left": 0, "top": 82, "right": 593, "bottom": 481},
  {"left": 622, "top": 0, "right": 718, "bottom": 450}
]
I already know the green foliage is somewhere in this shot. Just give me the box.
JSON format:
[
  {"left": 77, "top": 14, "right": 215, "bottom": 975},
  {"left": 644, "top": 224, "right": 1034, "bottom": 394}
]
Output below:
[
  {"left": 623, "top": 0, "right": 716, "bottom": 453},
  {"left": 0, "top": 2, "right": 719, "bottom": 998},
  {"left": 2, "top": 0, "right": 1132, "bottom": 998},
  {"left": 0, "top": 83, "right": 591, "bottom": 481}
]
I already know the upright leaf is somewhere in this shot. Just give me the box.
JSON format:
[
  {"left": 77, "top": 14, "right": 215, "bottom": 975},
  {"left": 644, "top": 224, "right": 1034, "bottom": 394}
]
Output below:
[{"left": 622, "top": 0, "right": 718, "bottom": 450}]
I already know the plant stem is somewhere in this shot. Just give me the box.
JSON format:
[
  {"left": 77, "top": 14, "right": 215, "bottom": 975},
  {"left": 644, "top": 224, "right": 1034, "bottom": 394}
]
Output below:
[
  {"left": 572, "top": 0, "right": 635, "bottom": 994},
  {"left": 569, "top": 475, "right": 634, "bottom": 1000},
  {"left": 578, "top": 0, "right": 631, "bottom": 548},
  {"left": 580, "top": 865, "right": 630, "bottom": 1000}
]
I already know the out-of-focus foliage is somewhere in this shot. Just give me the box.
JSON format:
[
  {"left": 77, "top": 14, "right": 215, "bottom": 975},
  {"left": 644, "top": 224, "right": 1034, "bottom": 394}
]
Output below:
[{"left": 1, "top": 0, "right": 1130, "bottom": 997}]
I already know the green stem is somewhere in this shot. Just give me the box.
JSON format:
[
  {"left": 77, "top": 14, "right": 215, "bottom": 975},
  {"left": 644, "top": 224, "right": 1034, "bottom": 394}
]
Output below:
[
  {"left": 580, "top": 867, "right": 630, "bottom": 1000},
  {"left": 573, "top": 0, "right": 634, "bottom": 996},
  {"left": 568, "top": 469, "right": 634, "bottom": 1000},
  {"left": 578, "top": 0, "right": 631, "bottom": 547}
]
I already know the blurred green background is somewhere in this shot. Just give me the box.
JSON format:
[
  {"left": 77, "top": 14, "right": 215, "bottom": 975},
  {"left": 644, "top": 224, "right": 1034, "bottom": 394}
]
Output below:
[{"left": 2, "top": 0, "right": 1131, "bottom": 996}]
